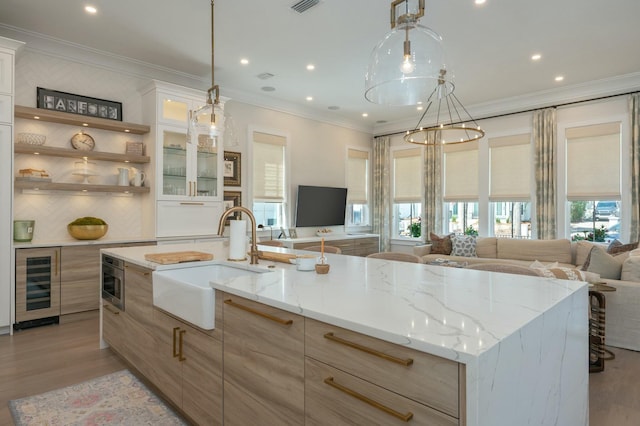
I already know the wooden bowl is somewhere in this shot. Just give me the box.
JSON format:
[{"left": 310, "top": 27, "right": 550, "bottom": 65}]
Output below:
[
  {"left": 67, "top": 224, "right": 108, "bottom": 240},
  {"left": 315, "top": 263, "right": 330, "bottom": 274}
]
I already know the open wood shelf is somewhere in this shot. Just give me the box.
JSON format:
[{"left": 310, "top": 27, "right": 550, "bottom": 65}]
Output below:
[
  {"left": 15, "top": 144, "right": 150, "bottom": 164},
  {"left": 14, "top": 181, "right": 151, "bottom": 193},
  {"left": 15, "top": 105, "right": 150, "bottom": 134}
]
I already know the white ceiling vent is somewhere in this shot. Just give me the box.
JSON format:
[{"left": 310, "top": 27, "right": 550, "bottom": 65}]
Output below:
[
  {"left": 291, "top": 0, "right": 320, "bottom": 14},
  {"left": 257, "top": 72, "right": 275, "bottom": 80}
]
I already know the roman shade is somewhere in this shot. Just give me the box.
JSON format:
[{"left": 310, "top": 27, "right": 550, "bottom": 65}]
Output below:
[
  {"left": 253, "top": 131, "right": 286, "bottom": 201},
  {"left": 393, "top": 148, "right": 422, "bottom": 202},
  {"left": 489, "top": 134, "right": 531, "bottom": 201},
  {"left": 566, "top": 122, "right": 621, "bottom": 200},
  {"left": 347, "top": 148, "right": 369, "bottom": 204},
  {"left": 444, "top": 141, "right": 478, "bottom": 201}
]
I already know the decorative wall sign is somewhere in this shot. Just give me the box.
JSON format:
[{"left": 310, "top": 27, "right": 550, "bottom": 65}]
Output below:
[
  {"left": 223, "top": 191, "right": 242, "bottom": 225},
  {"left": 224, "top": 151, "right": 241, "bottom": 186},
  {"left": 37, "top": 87, "right": 123, "bottom": 121}
]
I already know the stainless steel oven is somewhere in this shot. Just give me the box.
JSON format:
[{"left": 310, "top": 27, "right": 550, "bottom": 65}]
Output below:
[{"left": 101, "top": 254, "right": 124, "bottom": 310}]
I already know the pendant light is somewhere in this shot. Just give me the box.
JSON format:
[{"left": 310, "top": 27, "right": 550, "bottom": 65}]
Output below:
[
  {"left": 187, "top": 0, "right": 225, "bottom": 148},
  {"left": 365, "top": 0, "right": 451, "bottom": 106},
  {"left": 404, "top": 68, "right": 485, "bottom": 145}
]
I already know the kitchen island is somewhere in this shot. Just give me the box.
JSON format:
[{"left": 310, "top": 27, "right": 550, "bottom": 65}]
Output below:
[{"left": 101, "top": 241, "right": 588, "bottom": 426}]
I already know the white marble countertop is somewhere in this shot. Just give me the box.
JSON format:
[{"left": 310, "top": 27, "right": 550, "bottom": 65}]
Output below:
[{"left": 102, "top": 241, "right": 587, "bottom": 365}]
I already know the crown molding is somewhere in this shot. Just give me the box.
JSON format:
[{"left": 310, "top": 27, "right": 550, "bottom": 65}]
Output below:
[
  {"left": 0, "top": 24, "right": 374, "bottom": 135},
  {"left": 374, "top": 72, "right": 640, "bottom": 136}
]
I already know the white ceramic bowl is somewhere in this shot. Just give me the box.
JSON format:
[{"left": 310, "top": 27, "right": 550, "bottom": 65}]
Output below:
[{"left": 16, "top": 133, "right": 46, "bottom": 145}]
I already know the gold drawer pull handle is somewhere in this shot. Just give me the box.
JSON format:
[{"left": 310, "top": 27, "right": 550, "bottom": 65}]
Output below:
[
  {"left": 324, "top": 332, "right": 413, "bottom": 366},
  {"left": 103, "top": 304, "right": 120, "bottom": 315},
  {"left": 324, "top": 377, "right": 413, "bottom": 422},
  {"left": 172, "top": 327, "right": 180, "bottom": 358},
  {"left": 178, "top": 329, "right": 186, "bottom": 362},
  {"left": 224, "top": 299, "right": 293, "bottom": 326}
]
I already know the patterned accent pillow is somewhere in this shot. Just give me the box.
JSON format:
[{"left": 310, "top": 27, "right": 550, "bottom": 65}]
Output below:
[
  {"left": 607, "top": 239, "right": 639, "bottom": 255},
  {"left": 536, "top": 267, "right": 585, "bottom": 281},
  {"left": 430, "top": 233, "right": 453, "bottom": 255},
  {"left": 451, "top": 235, "right": 478, "bottom": 257}
]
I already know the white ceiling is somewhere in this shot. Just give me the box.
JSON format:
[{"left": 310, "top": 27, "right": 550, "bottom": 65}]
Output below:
[{"left": 1, "top": 0, "right": 640, "bottom": 133}]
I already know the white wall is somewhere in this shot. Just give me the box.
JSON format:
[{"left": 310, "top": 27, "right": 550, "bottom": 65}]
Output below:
[{"left": 224, "top": 101, "right": 373, "bottom": 236}]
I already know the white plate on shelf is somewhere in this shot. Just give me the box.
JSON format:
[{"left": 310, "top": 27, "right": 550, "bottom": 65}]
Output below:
[{"left": 316, "top": 232, "right": 333, "bottom": 237}]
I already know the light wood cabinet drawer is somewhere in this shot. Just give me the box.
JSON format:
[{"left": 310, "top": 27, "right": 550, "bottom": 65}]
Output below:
[
  {"left": 305, "top": 318, "right": 460, "bottom": 418},
  {"left": 222, "top": 293, "right": 305, "bottom": 425},
  {"left": 305, "top": 357, "right": 458, "bottom": 426},
  {"left": 102, "top": 302, "right": 124, "bottom": 352}
]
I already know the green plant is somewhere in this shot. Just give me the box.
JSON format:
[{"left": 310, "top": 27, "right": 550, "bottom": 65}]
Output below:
[
  {"left": 408, "top": 222, "right": 421, "bottom": 238},
  {"left": 592, "top": 225, "right": 606, "bottom": 242},
  {"left": 464, "top": 226, "right": 478, "bottom": 236},
  {"left": 69, "top": 216, "right": 107, "bottom": 226},
  {"left": 450, "top": 215, "right": 458, "bottom": 223},
  {"left": 579, "top": 225, "right": 606, "bottom": 242}
]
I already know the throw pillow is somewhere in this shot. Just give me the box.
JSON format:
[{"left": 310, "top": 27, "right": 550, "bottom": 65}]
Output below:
[
  {"left": 451, "top": 235, "right": 477, "bottom": 257},
  {"left": 621, "top": 256, "right": 640, "bottom": 282},
  {"left": 530, "top": 260, "right": 559, "bottom": 270},
  {"left": 575, "top": 241, "right": 595, "bottom": 269},
  {"left": 429, "top": 232, "right": 453, "bottom": 255},
  {"left": 536, "top": 267, "right": 585, "bottom": 281},
  {"left": 607, "top": 239, "right": 639, "bottom": 255},
  {"left": 587, "top": 246, "right": 629, "bottom": 280}
]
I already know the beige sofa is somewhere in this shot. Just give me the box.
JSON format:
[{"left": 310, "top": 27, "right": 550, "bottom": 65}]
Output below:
[{"left": 414, "top": 237, "right": 640, "bottom": 351}]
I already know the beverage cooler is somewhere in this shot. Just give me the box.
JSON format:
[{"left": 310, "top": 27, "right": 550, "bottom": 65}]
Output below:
[{"left": 14, "top": 247, "right": 61, "bottom": 330}]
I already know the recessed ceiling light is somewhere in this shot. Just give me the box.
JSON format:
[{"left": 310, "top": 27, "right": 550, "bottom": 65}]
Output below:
[
  {"left": 417, "top": 106, "right": 424, "bottom": 111},
  {"left": 306, "top": 96, "right": 313, "bottom": 101},
  {"left": 475, "top": 0, "right": 486, "bottom": 5},
  {"left": 306, "top": 64, "right": 315, "bottom": 71},
  {"left": 240, "top": 58, "right": 249, "bottom": 65},
  {"left": 362, "top": 113, "right": 368, "bottom": 118},
  {"left": 531, "top": 53, "right": 542, "bottom": 61},
  {"left": 555, "top": 75, "right": 564, "bottom": 82},
  {"left": 85, "top": 5, "right": 97, "bottom": 14},
  {"left": 261, "top": 86, "right": 276, "bottom": 92}
]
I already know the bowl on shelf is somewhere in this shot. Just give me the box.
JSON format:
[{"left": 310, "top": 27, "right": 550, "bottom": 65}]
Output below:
[
  {"left": 16, "top": 133, "right": 46, "bottom": 145},
  {"left": 67, "top": 224, "right": 108, "bottom": 240}
]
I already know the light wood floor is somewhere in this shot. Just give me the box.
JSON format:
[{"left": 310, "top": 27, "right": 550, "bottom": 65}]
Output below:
[
  {"left": 0, "top": 312, "right": 126, "bottom": 425},
  {"left": 1, "top": 312, "right": 639, "bottom": 425}
]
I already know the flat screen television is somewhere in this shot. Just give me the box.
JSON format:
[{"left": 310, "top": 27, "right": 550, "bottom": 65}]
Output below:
[{"left": 295, "top": 185, "right": 347, "bottom": 227}]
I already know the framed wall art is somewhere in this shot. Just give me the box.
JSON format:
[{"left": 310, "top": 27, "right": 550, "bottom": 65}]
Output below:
[
  {"left": 224, "top": 151, "right": 241, "bottom": 186},
  {"left": 37, "top": 87, "right": 123, "bottom": 121},
  {"left": 223, "top": 191, "right": 242, "bottom": 225}
]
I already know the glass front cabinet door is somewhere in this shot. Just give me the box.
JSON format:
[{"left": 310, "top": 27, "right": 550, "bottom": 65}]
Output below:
[{"left": 158, "top": 125, "right": 222, "bottom": 201}]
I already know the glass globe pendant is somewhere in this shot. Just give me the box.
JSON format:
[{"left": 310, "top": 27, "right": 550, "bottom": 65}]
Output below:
[
  {"left": 365, "top": 0, "right": 451, "bottom": 106},
  {"left": 188, "top": 86, "right": 222, "bottom": 150}
]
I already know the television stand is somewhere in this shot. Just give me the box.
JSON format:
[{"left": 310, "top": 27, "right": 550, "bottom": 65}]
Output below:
[{"left": 280, "top": 234, "right": 379, "bottom": 257}]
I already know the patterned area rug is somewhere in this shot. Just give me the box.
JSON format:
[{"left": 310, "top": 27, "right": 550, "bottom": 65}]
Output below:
[{"left": 9, "top": 370, "right": 187, "bottom": 425}]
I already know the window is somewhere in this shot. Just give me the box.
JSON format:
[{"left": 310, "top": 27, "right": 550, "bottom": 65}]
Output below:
[
  {"left": 346, "top": 148, "right": 370, "bottom": 226},
  {"left": 566, "top": 122, "right": 621, "bottom": 242},
  {"left": 446, "top": 202, "right": 479, "bottom": 235},
  {"left": 444, "top": 142, "right": 478, "bottom": 235},
  {"left": 569, "top": 200, "right": 619, "bottom": 242},
  {"left": 492, "top": 202, "right": 532, "bottom": 238},
  {"left": 393, "top": 148, "right": 422, "bottom": 238},
  {"left": 489, "top": 134, "right": 532, "bottom": 238},
  {"left": 252, "top": 131, "right": 287, "bottom": 227}
]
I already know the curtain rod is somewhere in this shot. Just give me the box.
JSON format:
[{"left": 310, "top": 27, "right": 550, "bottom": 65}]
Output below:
[{"left": 374, "top": 89, "right": 640, "bottom": 139}]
